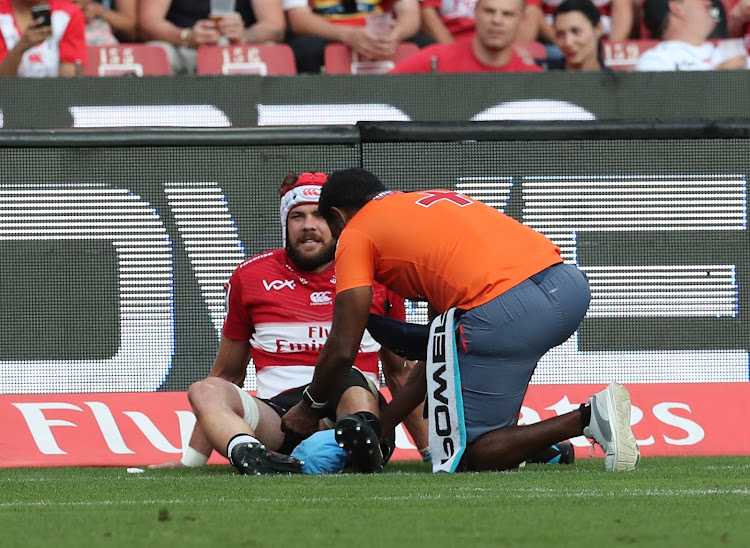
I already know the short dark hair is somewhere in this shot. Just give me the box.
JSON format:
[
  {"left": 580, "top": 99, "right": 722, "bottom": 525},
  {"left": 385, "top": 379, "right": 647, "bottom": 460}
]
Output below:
[
  {"left": 318, "top": 168, "right": 387, "bottom": 223},
  {"left": 553, "top": 0, "right": 601, "bottom": 26}
]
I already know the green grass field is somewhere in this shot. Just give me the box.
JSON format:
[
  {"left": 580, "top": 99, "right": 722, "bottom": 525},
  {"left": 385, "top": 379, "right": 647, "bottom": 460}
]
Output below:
[{"left": 2, "top": 457, "right": 749, "bottom": 547}]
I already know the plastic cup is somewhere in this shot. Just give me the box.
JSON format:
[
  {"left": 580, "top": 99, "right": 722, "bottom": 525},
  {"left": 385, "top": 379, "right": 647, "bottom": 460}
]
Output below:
[
  {"left": 210, "top": 0, "right": 236, "bottom": 20},
  {"left": 366, "top": 12, "right": 393, "bottom": 38}
]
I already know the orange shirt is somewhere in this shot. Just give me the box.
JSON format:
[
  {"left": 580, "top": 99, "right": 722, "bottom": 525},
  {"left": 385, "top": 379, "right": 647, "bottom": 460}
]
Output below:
[{"left": 335, "top": 190, "right": 563, "bottom": 312}]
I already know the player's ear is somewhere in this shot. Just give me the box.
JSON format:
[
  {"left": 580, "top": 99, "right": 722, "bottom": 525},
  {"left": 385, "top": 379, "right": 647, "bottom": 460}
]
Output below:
[{"left": 330, "top": 206, "right": 350, "bottom": 225}]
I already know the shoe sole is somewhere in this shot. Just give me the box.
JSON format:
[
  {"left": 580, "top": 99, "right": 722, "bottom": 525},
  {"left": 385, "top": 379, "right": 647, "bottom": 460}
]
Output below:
[
  {"left": 234, "top": 444, "right": 303, "bottom": 476},
  {"left": 603, "top": 382, "right": 640, "bottom": 472},
  {"left": 334, "top": 415, "right": 384, "bottom": 474}
]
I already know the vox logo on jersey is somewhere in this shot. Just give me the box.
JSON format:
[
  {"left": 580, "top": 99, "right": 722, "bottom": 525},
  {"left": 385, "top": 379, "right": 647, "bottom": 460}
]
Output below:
[{"left": 262, "top": 279, "right": 295, "bottom": 291}]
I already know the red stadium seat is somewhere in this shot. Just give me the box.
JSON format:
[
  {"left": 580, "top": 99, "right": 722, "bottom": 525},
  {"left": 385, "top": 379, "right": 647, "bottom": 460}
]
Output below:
[
  {"left": 196, "top": 44, "right": 297, "bottom": 75},
  {"left": 323, "top": 42, "right": 419, "bottom": 74},
  {"left": 600, "top": 39, "right": 659, "bottom": 71},
  {"left": 84, "top": 44, "right": 171, "bottom": 76}
]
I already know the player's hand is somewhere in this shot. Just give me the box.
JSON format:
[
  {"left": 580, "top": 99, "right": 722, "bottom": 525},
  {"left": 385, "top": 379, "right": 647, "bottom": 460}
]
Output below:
[
  {"left": 281, "top": 401, "right": 320, "bottom": 438},
  {"left": 147, "top": 460, "right": 186, "bottom": 469}
]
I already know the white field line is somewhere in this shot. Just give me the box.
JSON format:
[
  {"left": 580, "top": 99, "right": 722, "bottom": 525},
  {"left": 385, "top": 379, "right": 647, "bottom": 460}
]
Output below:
[
  {"left": 4, "top": 462, "right": 748, "bottom": 483},
  {"left": 1, "top": 487, "right": 749, "bottom": 509}
]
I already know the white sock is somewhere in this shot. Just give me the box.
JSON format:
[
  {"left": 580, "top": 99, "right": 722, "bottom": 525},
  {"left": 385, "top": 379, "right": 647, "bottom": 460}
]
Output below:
[{"left": 227, "top": 434, "right": 260, "bottom": 463}]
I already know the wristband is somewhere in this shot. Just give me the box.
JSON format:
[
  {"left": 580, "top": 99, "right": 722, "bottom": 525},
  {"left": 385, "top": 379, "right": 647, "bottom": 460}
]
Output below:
[
  {"left": 180, "top": 446, "right": 209, "bottom": 467},
  {"left": 180, "top": 28, "right": 191, "bottom": 47},
  {"left": 302, "top": 386, "right": 328, "bottom": 409}
]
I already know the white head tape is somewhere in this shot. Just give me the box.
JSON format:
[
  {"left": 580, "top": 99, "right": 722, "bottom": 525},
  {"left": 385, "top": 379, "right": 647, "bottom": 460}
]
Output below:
[{"left": 279, "top": 172, "right": 327, "bottom": 247}]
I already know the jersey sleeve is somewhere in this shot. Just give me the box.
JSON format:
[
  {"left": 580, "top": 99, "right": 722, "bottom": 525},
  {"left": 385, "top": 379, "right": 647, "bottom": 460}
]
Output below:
[
  {"left": 283, "top": 0, "right": 309, "bottom": 11},
  {"left": 222, "top": 270, "right": 254, "bottom": 341},
  {"left": 335, "top": 228, "right": 378, "bottom": 293},
  {"left": 58, "top": 4, "right": 86, "bottom": 65}
]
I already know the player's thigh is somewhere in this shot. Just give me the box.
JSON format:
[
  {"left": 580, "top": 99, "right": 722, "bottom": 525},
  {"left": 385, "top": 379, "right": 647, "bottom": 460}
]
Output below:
[
  {"left": 250, "top": 396, "right": 286, "bottom": 451},
  {"left": 332, "top": 368, "right": 382, "bottom": 417}
]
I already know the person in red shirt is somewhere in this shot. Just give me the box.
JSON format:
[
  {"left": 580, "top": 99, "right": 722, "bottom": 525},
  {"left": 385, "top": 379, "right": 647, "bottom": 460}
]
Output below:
[
  {"left": 420, "top": 0, "right": 551, "bottom": 44},
  {"left": 151, "top": 172, "right": 428, "bottom": 475},
  {"left": 390, "top": 0, "right": 543, "bottom": 72},
  {"left": 0, "top": 0, "right": 86, "bottom": 77},
  {"left": 281, "top": 168, "right": 640, "bottom": 473}
]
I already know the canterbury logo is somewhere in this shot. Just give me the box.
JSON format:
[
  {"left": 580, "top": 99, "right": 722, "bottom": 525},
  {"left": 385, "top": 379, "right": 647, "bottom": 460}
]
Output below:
[
  {"left": 309, "top": 291, "right": 332, "bottom": 304},
  {"left": 263, "top": 279, "right": 295, "bottom": 291},
  {"left": 301, "top": 187, "right": 320, "bottom": 197}
]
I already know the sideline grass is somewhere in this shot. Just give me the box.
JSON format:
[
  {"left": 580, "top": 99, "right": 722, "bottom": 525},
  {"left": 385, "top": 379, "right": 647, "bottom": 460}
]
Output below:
[{"left": 1, "top": 457, "right": 749, "bottom": 547}]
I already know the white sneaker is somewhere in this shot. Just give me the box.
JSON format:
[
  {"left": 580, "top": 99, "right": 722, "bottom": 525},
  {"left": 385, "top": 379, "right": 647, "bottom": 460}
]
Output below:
[{"left": 583, "top": 382, "right": 640, "bottom": 472}]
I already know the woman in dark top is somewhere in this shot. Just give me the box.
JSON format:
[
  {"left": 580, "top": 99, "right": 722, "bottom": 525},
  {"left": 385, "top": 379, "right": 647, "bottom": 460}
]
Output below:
[{"left": 541, "top": 0, "right": 610, "bottom": 70}]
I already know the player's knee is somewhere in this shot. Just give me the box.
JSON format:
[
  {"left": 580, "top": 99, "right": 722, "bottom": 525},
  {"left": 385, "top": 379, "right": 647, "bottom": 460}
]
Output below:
[
  {"left": 187, "top": 377, "right": 228, "bottom": 415},
  {"left": 337, "top": 386, "right": 379, "bottom": 416}
]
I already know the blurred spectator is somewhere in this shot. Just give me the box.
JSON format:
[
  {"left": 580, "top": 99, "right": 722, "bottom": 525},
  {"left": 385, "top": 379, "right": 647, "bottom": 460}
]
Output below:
[
  {"left": 140, "top": 0, "right": 285, "bottom": 74},
  {"left": 637, "top": 0, "right": 746, "bottom": 69},
  {"left": 0, "top": 0, "right": 86, "bottom": 76},
  {"left": 420, "top": 0, "right": 550, "bottom": 43},
  {"left": 72, "top": 0, "right": 137, "bottom": 44},
  {"left": 285, "top": 0, "right": 432, "bottom": 73},
  {"left": 540, "top": 0, "right": 633, "bottom": 40},
  {"left": 727, "top": 0, "right": 750, "bottom": 37},
  {"left": 422, "top": 0, "right": 554, "bottom": 44},
  {"left": 637, "top": 0, "right": 728, "bottom": 39},
  {"left": 540, "top": 0, "right": 610, "bottom": 69},
  {"left": 390, "top": 0, "right": 543, "bottom": 72}
]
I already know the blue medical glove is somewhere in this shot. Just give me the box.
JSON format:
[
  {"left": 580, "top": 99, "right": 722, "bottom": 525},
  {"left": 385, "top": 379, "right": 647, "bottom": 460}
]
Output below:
[{"left": 291, "top": 429, "right": 349, "bottom": 474}]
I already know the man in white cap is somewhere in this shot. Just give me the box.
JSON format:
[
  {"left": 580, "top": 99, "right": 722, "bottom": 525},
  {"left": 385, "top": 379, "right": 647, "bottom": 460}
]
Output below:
[{"left": 151, "top": 172, "right": 427, "bottom": 474}]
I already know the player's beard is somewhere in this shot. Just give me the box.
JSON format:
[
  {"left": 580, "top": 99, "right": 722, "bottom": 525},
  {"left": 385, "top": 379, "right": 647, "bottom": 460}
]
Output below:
[{"left": 286, "top": 236, "right": 336, "bottom": 272}]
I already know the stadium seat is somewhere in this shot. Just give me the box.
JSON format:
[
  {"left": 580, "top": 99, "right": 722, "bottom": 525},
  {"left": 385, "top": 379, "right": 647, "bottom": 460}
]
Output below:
[
  {"left": 84, "top": 44, "right": 171, "bottom": 76},
  {"left": 323, "top": 42, "right": 419, "bottom": 74},
  {"left": 600, "top": 39, "right": 659, "bottom": 71},
  {"left": 196, "top": 44, "right": 297, "bottom": 75}
]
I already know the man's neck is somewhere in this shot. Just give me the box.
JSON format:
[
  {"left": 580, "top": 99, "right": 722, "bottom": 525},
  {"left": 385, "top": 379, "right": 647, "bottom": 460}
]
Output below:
[
  {"left": 663, "top": 28, "right": 707, "bottom": 47},
  {"left": 472, "top": 36, "right": 514, "bottom": 67},
  {"left": 313, "top": 260, "right": 334, "bottom": 274}
]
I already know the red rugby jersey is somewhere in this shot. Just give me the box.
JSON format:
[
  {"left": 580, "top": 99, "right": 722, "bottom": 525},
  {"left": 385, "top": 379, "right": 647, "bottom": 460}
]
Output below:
[{"left": 224, "top": 249, "right": 404, "bottom": 398}]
